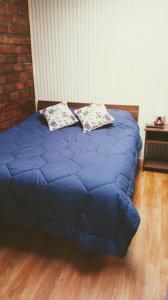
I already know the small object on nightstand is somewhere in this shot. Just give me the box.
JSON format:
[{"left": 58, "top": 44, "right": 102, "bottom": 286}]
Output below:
[
  {"left": 143, "top": 124, "right": 168, "bottom": 172},
  {"left": 153, "top": 115, "right": 165, "bottom": 126},
  {"left": 146, "top": 123, "right": 164, "bottom": 129}
]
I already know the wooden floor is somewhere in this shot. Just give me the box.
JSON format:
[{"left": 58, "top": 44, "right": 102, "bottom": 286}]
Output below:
[{"left": 0, "top": 168, "right": 167, "bottom": 300}]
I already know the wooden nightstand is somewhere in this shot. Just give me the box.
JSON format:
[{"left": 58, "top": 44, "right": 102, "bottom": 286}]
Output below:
[{"left": 143, "top": 125, "right": 168, "bottom": 172}]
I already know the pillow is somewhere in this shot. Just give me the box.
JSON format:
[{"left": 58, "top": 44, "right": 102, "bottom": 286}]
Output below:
[
  {"left": 74, "top": 103, "right": 114, "bottom": 132},
  {"left": 40, "top": 102, "right": 78, "bottom": 131}
]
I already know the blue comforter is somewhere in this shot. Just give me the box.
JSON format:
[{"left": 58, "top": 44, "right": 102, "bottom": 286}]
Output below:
[{"left": 0, "top": 109, "right": 142, "bottom": 256}]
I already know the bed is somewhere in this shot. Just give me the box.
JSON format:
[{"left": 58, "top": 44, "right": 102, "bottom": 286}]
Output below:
[{"left": 0, "top": 101, "right": 142, "bottom": 257}]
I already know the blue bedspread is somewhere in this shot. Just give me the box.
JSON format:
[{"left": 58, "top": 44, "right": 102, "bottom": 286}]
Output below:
[{"left": 0, "top": 109, "right": 142, "bottom": 256}]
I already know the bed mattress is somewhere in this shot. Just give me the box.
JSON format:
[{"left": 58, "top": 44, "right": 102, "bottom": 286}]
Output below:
[{"left": 0, "top": 109, "right": 142, "bottom": 256}]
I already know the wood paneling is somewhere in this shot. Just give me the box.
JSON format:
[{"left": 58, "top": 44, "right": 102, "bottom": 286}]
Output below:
[
  {"left": 0, "top": 168, "right": 167, "bottom": 300},
  {"left": 38, "top": 100, "right": 139, "bottom": 121}
]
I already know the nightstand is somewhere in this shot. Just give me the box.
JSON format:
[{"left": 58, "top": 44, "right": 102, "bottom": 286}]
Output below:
[{"left": 143, "top": 125, "right": 168, "bottom": 172}]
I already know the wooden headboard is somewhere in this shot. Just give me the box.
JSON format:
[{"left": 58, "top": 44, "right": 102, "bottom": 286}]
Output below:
[{"left": 38, "top": 100, "right": 139, "bottom": 121}]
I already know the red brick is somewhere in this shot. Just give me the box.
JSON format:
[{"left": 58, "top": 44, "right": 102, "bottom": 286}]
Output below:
[
  {"left": 0, "top": 55, "right": 16, "bottom": 63},
  {"left": 0, "top": 67, "right": 5, "bottom": 74},
  {"left": 15, "top": 82, "right": 24, "bottom": 90},
  {"left": 0, "top": 75, "right": 7, "bottom": 84},
  {"left": 19, "top": 95, "right": 34, "bottom": 106},
  {"left": 16, "top": 80, "right": 33, "bottom": 90},
  {"left": 0, "top": 113, "right": 10, "bottom": 123},
  {"left": 0, "top": 56, "right": 4, "bottom": 63},
  {"left": 14, "top": 64, "right": 32, "bottom": 71},
  {"left": 20, "top": 71, "right": 33, "bottom": 81},
  {"left": 0, "top": 64, "right": 14, "bottom": 73},
  {"left": 7, "top": 4, "right": 19, "bottom": 15},
  {"left": 14, "top": 36, "right": 30, "bottom": 45},
  {"left": 4, "top": 82, "right": 16, "bottom": 93},
  {"left": 0, "top": 123, "right": 10, "bottom": 131},
  {"left": 9, "top": 96, "right": 34, "bottom": 109},
  {"left": 0, "top": 86, "right": 5, "bottom": 94},
  {"left": 0, "top": 110, "right": 22, "bottom": 123},
  {"left": 9, "top": 0, "right": 28, "bottom": 10},
  {"left": 9, "top": 88, "right": 33, "bottom": 101},
  {"left": 0, "top": 2, "right": 7, "bottom": 12},
  {"left": 13, "top": 45, "right": 31, "bottom": 53},
  {"left": 0, "top": 103, "right": 17, "bottom": 113},
  {"left": 1, "top": 64, "right": 32, "bottom": 73},
  {"left": 0, "top": 44, "right": 13, "bottom": 53},
  {"left": 0, "top": 35, "right": 14, "bottom": 44},
  {"left": 0, "top": 113, "right": 31, "bottom": 131},
  {"left": 0, "top": 103, "right": 7, "bottom": 113},
  {"left": 19, "top": 6, "right": 28, "bottom": 17},
  {"left": 1, "top": 64, "right": 14, "bottom": 73},
  {"left": 0, "top": 94, "right": 8, "bottom": 104},
  {"left": 6, "top": 0, "right": 23, "bottom": 4},
  {"left": 7, "top": 94, "right": 35, "bottom": 111},
  {"left": 16, "top": 54, "right": 32, "bottom": 63},
  {"left": 8, "top": 24, "right": 30, "bottom": 35},
  {"left": 5, "top": 80, "right": 33, "bottom": 93},
  {"left": 10, "top": 110, "right": 23, "bottom": 118},
  {"left": 9, "top": 90, "right": 22, "bottom": 100},
  {"left": 0, "top": 14, "right": 13, "bottom": 23},
  {"left": 0, "top": 23, "right": 8, "bottom": 33},
  {"left": 22, "top": 89, "right": 34, "bottom": 99},
  {"left": 13, "top": 16, "right": 29, "bottom": 26},
  {"left": 0, "top": 0, "right": 35, "bottom": 131},
  {"left": 15, "top": 80, "right": 33, "bottom": 90},
  {"left": 7, "top": 73, "right": 20, "bottom": 82}
]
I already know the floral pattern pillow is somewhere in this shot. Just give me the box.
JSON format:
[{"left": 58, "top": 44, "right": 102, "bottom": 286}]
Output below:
[
  {"left": 40, "top": 102, "right": 78, "bottom": 131},
  {"left": 74, "top": 103, "right": 114, "bottom": 133}
]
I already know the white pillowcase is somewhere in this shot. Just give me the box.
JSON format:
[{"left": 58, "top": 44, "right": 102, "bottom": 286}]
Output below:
[
  {"left": 74, "top": 103, "right": 114, "bottom": 133},
  {"left": 40, "top": 102, "right": 78, "bottom": 131}
]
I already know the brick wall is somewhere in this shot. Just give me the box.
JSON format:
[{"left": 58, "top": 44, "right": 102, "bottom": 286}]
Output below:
[{"left": 0, "top": 0, "right": 35, "bottom": 132}]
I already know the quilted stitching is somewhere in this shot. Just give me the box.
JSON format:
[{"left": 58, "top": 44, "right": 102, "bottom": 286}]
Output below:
[{"left": 0, "top": 109, "right": 142, "bottom": 256}]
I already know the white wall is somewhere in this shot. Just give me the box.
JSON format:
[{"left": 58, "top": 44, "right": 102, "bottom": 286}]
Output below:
[{"left": 28, "top": 0, "right": 168, "bottom": 152}]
